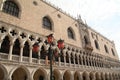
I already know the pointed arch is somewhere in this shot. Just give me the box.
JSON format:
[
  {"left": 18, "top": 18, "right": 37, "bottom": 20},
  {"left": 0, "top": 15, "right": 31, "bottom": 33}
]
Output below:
[
  {"left": 0, "top": 36, "right": 10, "bottom": 54},
  {"left": 0, "top": 64, "right": 8, "bottom": 80},
  {"left": 12, "top": 38, "right": 20, "bottom": 55},
  {"left": 10, "top": 66, "right": 30, "bottom": 80},
  {"left": 84, "top": 36, "right": 89, "bottom": 45},
  {"left": 74, "top": 71, "right": 80, "bottom": 80},
  {"left": 40, "top": 45, "right": 46, "bottom": 59},
  {"left": 63, "top": 70, "right": 72, "bottom": 80},
  {"left": 33, "top": 67, "right": 47, "bottom": 80},
  {"left": 32, "top": 43, "right": 39, "bottom": 58},
  {"left": 82, "top": 71, "right": 89, "bottom": 80},
  {"left": 89, "top": 72, "right": 95, "bottom": 80},
  {"left": 95, "top": 72, "right": 101, "bottom": 80},
  {"left": 104, "top": 45, "right": 109, "bottom": 53},
  {"left": 94, "top": 40, "right": 99, "bottom": 49},
  {"left": 23, "top": 41, "right": 30, "bottom": 57},
  {"left": 53, "top": 69, "right": 61, "bottom": 80},
  {"left": 111, "top": 48, "right": 115, "bottom": 56}
]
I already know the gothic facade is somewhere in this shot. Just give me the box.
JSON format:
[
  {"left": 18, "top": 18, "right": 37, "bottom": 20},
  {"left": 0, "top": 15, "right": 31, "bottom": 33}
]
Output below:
[{"left": 0, "top": 0, "right": 120, "bottom": 80}]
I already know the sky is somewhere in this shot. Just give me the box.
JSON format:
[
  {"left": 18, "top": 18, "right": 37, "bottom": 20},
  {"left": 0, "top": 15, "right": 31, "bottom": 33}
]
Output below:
[{"left": 46, "top": 0, "right": 120, "bottom": 59}]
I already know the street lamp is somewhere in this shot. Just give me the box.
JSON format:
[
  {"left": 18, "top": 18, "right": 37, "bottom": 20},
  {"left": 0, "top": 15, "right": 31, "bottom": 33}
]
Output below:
[
  {"left": 47, "top": 34, "right": 54, "bottom": 80},
  {"left": 47, "top": 34, "right": 64, "bottom": 80},
  {"left": 57, "top": 39, "right": 64, "bottom": 50},
  {"left": 33, "top": 34, "right": 64, "bottom": 80},
  {"left": 32, "top": 42, "right": 39, "bottom": 53}
]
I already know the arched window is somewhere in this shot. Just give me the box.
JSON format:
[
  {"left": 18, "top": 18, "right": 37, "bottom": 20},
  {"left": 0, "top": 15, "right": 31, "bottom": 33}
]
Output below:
[
  {"left": 40, "top": 46, "right": 46, "bottom": 59},
  {"left": 94, "top": 40, "right": 99, "bottom": 49},
  {"left": 84, "top": 36, "right": 89, "bottom": 45},
  {"left": 71, "top": 53, "right": 74, "bottom": 64},
  {"left": 0, "top": 36, "right": 10, "bottom": 53},
  {"left": 12, "top": 39, "right": 20, "bottom": 55},
  {"left": 42, "top": 16, "right": 52, "bottom": 30},
  {"left": 111, "top": 49, "right": 115, "bottom": 56},
  {"left": 60, "top": 52, "right": 64, "bottom": 62},
  {"left": 2, "top": 0, "right": 20, "bottom": 17},
  {"left": 75, "top": 54, "right": 78, "bottom": 64},
  {"left": 23, "top": 41, "right": 30, "bottom": 57},
  {"left": 67, "top": 27, "right": 75, "bottom": 39},
  {"left": 66, "top": 52, "right": 69, "bottom": 63},
  {"left": 79, "top": 55, "right": 82, "bottom": 65},
  {"left": 104, "top": 45, "right": 109, "bottom": 53}
]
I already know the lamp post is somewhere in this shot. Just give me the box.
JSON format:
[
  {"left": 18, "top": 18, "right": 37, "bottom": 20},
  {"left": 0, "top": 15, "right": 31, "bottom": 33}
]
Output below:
[
  {"left": 46, "top": 34, "right": 64, "bottom": 80},
  {"left": 46, "top": 34, "right": 54, "bottom": 80},
  {"left": 33, "top": 34, "right": 64, "bottom": 80}
]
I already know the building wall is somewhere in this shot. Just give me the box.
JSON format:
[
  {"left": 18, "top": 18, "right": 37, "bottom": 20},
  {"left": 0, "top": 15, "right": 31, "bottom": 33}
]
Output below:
[
  {"left": 0, "top": 0, "right": 82, "bottom": 48},
  {"left": 88, "top": 27, "right": 119, "bottom": 60},
  {"left": 0, "top": 0, "right": 120, "bottom": 80}
]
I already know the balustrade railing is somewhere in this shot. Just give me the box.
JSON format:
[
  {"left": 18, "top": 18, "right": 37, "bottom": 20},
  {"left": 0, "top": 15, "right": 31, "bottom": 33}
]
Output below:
[
  {"left": 32, "top": 58, "right": 38, "bottom": 63},
  {"left": 0, "top": 53, "right": 8, "bottom": 60},
  {"left": 12, "top": 55, "right": 20, "bottom": 61},
  {"left": 22, "top": 56, "right": 29, "bottom": 63}
]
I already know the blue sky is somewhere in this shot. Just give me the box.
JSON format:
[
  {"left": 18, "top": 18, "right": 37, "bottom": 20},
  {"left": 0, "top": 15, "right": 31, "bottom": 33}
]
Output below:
[{"left": 46, "top": 0, "right": 120, "bottom": 59}]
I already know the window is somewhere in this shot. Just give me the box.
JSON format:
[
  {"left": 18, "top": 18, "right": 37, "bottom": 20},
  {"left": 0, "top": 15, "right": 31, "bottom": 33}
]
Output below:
[
  {"left": 91, "top": 32, "right": 94, "bottom": 38},
  {"left": 23, "top": 41, "right": 30, "bottom": 57},
  {"left": 0, "top": 36, "right": 10, "bottom": 53},
  {"left": 12, "top": 39, "right": 20, "bottom": 55},
  {"left": 104, "top": 45, "right": 109, "bottom": 53},
  {"left": 43, "top": 16, "right": 52, "bottom": 30},
  {"left": 94, "top": 40, "right": 99, "bottom": 49},
  {"left": 67, "top": 27, "right": 75, "bottom": 39},
  {"left": 111, "top": 49, "right": 115, "bottom": 56},
  {"left": 84, "top": 36, "right": 89, "bottom": 45},
  {"left": 2, "top": 0, "right": 20, "bottom": 17}
]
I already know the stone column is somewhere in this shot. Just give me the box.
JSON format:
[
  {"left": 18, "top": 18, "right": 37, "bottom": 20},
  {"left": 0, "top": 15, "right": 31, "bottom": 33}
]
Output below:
[
  {"left": 45, "top": 55, "right": 48, "bottom": 65},
  {"left": 77, "top": 55, "right": 80, "bottom": 67},
  {"left": 0, "top": 0, "right": 6, "bottom": 10},
  {"left": 38, "top": 50, "right": 40, "bottom": 64},
  {"left": 90, "top": 58, "right": 93, "bottom": 66},
  {"left": 8, "top": 42, "right": 14, "bottom": 60},
  {"left": 0, "top": 39, "right": 3, "bottom": 48},
  {"left": 58, "top": 56, "right": 61, "bottom": 66},
  {"left": 19, "top": 44, "right": 24, "bottom": 62},
  {"left": 87, "top": 57, "right": 90, "bottom": 66},
  {"left": 81, "top": 56, "right": 83, "bottom": 66},
  {"left": 93, "top": 59, "right": 96, "bottom": 67},
  {"left": 64, "top": 55, "right": 66, "bottom": 66},
  {"left": 29, "top": 45, "right": 33, "bottom": 63},
  {"left": 69, "top": 56, "right": 71, "bottom": 66},
  {"left": 63, "top": 50, "right": 66, "bottom": 66},
  {"left": 73, "top": 55, "right": 76, "bottom": 67}
]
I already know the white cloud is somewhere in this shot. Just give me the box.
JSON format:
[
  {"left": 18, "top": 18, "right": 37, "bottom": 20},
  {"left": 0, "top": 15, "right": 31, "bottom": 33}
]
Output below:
[{"left": 79, "top": 0, "right": 120, "bottom": 22}]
